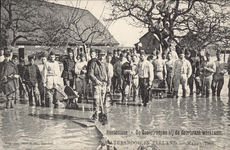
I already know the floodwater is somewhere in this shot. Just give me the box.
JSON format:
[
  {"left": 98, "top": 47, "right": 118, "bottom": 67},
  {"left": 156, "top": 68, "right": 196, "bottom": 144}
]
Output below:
[
  {"left": 0, "top": 76, "right": 230, "bottom": 150},
  {"left": 0, "top": 97, "right": 102, "bottom": 150}
]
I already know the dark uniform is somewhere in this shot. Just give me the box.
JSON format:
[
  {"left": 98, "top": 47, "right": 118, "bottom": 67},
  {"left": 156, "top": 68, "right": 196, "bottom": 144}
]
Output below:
[
  {"left": 0, "top": 51, "right": 18, "bottom": 109},
  {"left": 23, "top": 55, "right": 42, "bottom": 106},
  {"left": 121, "top": 61, "right": 132, "bottom": 101},
  {"left": 61, "top": 49, "right": 75, "bottom": 88},
  {"left": 17, "top": 60, "right": 25, "bottom": 96}
]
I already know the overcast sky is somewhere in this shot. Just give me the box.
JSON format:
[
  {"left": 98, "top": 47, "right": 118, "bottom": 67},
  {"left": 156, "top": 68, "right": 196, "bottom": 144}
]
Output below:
[{"left": 49, "top": 0, "right": 148, "bottom": 47}]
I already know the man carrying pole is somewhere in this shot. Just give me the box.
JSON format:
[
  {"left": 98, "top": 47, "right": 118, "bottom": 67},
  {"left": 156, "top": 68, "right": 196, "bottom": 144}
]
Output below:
[{"left": 88, "top": 49, "right": 108, "bottom": 122}]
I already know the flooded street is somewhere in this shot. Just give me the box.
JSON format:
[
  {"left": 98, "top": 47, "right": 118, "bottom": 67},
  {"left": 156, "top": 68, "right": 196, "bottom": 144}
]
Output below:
[
  {"left": 0, "top": 99, "right": 102, "bottom": 150},
  {"left": 0, "top": 76, "right": 230, "bottom": 149}
]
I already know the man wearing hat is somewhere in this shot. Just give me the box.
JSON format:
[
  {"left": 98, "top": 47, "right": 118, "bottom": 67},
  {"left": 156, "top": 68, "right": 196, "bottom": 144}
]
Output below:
[
  {"left": 171, "top": 49, "right": 192, "bottom": 98},
  {"left": 199, "top": 51, "right": 216, "bottom": 97},
  {"left": 0, "top": 50, "right": 19, "bottom": 109},
  {"left": 23, "top": 55, "right": 42, "bottom": 106},
  {"left": 17, "top": 57, "right": 25, "bottom": 98},
  {"left": 165, "top": 51, "right": 175, "bottom": 95},
  {"left": 61, "top": 48, "right": 75, "bottom": 88},
  {"left": 42, "top": 51, "right": 61, "bottom": 108},
  {"left": 211, "top": 52, "right": 226, "bottom": 96},
  {"left": 168, "top": 42, "right": 178, "bottom": 60},
  {"left": 136, "top": 50, "right": 154, "bottom": 106},
  {"left": 88, "top": 49, "right": 108, "bottom": 121}
]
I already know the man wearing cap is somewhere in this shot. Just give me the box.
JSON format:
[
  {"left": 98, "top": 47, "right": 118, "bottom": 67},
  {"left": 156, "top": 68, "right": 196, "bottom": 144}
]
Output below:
[
  {"left": 86, "top": 48, "right": 98, "bottom": 98},
  {"left": 136, "top": 50, "right": 154, "bottom": 106},
  {"left": 131, "top": 54, "right": 139, "bottom": 101},
  {"left": 74, "top": 53, "right": 87, "bottom": 102},
  {"left": 61, "top": 48, "right": 75, "bottom": 88},
  {"left": 38, "top": 53, "right": 47, "bottom": 107},
  {"left": 168, "top": 42, "right": 178, "bottom": 60},
  {"left": 111, "top": 49, "right": 119, "bottom": 65},
  {"left": 199, "top": 51, "right": 216, "bottom": 97},
  {"left": 113, "top": 53, "right": 128, "bottom": 93},
  {"left": 152, "top": 50, "right": 167, "bottom": 80},
  {"left": 165, "top": 51, "right": 175, "bottom": 95},
  {"left": 42, "top": 51, "right": 61, "bottom": 108},
  {"left": 121, "top": 53, "right": 134, "bottom": 102},
  {"left": 185, "top": 49, "right": 196, "bottom": 96},
  {"left": 11, "top": 54, "right": 20, "bottom": 104},
  {"left": 211, "top": 52, "right": 226, "bottom": 96},
  {"left": 88, "top": 49, "right": 108, "bottom": 121},
  {"left": 171, "top": 49, "right": 192, "bottom": 98},
  {"left": 0, "top": 50, "right": 19, "bottom": 109},
  {"left": 17, "top": 58, "right": 25, "bottom": 98},
  {"left": 23, "top": 55, "right": 42, "bottom": 106}
]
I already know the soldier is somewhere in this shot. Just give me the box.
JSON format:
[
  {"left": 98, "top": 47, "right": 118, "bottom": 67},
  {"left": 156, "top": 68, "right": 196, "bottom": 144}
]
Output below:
[
  {"left": 74, "top": 53, "right": 87, "bottom": 102},
  {"left": 0, "top": 50, "right": 19, "bottom": 109},
  {"left": 165, "top": 52, "right": 175, "bottom": 95},
  {"left": 199, "top": 52, "right": 216, "bottom": 97},
  {"left": 121, "top": 53, "right": 133, "bottom": 102},
  {"left": 168, "top": 42, "right": 178, "bottom": 60},
  {"left": 152, "top": 50, "right": 167, "bottom": 80},
  {"left": 61, "top": 48, "right": 75, "bottom": 88},
  {"left": 131, "top": 54, "right": 139, "bottom": 101},
  {"left": 113, "top": 53, "right": 127, "bottom": 93},
  {"left": 172, "top": 49, "right": 192, "bottom": 98},
  {"left": 111, "top": 49, "right": 119, "bottom": 65},
  {"left": 17, "top": 58, "right": 25, "bottom": 97},
  {"left": 105, "top": 53, "right": 113, "bottom": 93},
  {"left": 88, "top": 49, "right": 108, "bottom": 121},
  {"left": 11, "top": 54, "right": 19, "bottom": 104},
  {"left": 185, "top": 50, "right": 196, "bottom": 96},
  {"left": 38, "top": 53, "right": 47, "bottom": 107},
  {"left": 211, "top": 52, "right": 226, "bottom": 96},
  {"left": 23, "top": 55, "right": 42, "bottom": 106},
  {"left": 86, "top": 49, "right": 98, "bottom": 98},
  {"left": 136, "top": 50, "right": 154, "bottom": 106},
  {"left": 42, "top": 51, "right": 61, "bottom": 108}
]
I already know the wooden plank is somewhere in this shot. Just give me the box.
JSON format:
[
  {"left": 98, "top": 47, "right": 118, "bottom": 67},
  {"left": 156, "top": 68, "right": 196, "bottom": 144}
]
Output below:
[{"left": 73, "top": 120, "right": 96, "bottom": 127}]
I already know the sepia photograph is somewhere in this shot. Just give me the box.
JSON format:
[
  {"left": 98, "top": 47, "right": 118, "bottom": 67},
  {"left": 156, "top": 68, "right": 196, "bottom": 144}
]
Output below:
[{"left": 0, "top": 0, "right": 230, "bottom": 149}]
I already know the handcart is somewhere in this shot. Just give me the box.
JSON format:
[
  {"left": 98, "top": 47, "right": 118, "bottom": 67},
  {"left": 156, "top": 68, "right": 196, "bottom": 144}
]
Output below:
[{"left": 151, "top": 79, "right": 167, "bottom": 99}]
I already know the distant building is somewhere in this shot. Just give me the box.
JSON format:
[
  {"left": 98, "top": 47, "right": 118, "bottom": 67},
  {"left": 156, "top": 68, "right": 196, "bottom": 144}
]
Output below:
[
  {"left": 1, "top": 1, "right": 119, "bottom": 59},
  {"left": 135, "top": 32, "right": 161, "bottom": 54}
]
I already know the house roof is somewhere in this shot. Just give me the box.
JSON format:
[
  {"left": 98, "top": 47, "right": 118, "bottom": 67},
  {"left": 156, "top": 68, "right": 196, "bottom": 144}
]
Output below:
[{"left": 14, "top": 1, "right": 119, "bottom": 46}]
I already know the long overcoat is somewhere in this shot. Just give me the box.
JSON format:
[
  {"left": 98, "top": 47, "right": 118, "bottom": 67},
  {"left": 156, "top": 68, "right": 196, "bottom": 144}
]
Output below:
[{"left": 0, "top": 61, "right": 17, "bottom": 96}]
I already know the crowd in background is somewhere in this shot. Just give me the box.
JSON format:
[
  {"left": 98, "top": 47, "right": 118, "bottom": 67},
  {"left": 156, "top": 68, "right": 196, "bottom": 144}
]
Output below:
[{"left": 0, "top": 43, "right": 229, "bottom": 121}]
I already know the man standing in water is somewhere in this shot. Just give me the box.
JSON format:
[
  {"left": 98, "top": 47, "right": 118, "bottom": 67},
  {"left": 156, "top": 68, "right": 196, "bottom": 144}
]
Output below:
[
  {"left": 165, "top": 52, "right": 175, "bottom": 95},
  {"left": 136, "top": 50, "right": 153, "bottom": 106},
  {"left": 61, "top": 48, "right": 75, "bottom": 88},
  {"left": 88, "top": 49, "right": 107, "bottom": 121},
  {"left": 43, "top": 51, "right": 61, "bottom": 108},
  {"left": 172, "top": 49, "right": 192, "bottom": 98},
  {"left": 211, "top": 52, "right": 226, "bottom": 96},
  {"left": 23, "top": 55, "right": 42, "bottom": 106},
  {"left": 0, "top": 50, "right": 19, "bottom": 109},
  {"left": 199, "top": 51, "right": 216, "bottom": 98}
]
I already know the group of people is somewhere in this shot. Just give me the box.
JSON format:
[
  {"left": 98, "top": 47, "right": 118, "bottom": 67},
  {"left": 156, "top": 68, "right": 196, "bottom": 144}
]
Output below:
[{"left": 0, "top": 44, "right": 229, "bottom": 121}]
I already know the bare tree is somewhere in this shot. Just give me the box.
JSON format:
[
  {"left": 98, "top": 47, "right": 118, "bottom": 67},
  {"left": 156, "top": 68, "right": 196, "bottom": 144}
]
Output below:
[{"left": 106, "top": 0, "right": 230, "bottom": 53}]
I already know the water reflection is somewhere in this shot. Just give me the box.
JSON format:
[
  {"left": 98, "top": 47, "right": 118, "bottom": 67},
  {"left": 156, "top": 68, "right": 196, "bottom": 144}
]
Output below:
[{"left": 0, "top": 104, "right": 102, "bottom": 149}]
